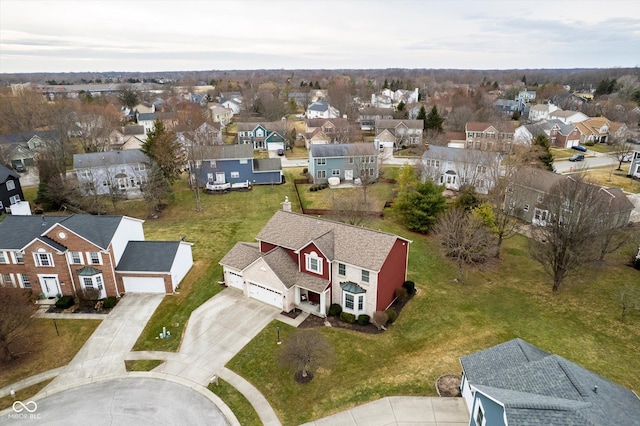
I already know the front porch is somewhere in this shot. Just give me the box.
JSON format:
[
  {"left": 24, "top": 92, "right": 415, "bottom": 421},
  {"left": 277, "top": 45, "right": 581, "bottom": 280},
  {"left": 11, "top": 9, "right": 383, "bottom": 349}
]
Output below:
[{"left": 294, "top": 285, "right": 329, "bottom": 318}]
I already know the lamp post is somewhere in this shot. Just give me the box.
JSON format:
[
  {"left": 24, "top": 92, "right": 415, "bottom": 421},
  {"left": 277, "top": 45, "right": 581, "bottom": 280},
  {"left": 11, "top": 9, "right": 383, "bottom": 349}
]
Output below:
[{"left": 277, "top": 326, "right": 281, "bottom": 345}]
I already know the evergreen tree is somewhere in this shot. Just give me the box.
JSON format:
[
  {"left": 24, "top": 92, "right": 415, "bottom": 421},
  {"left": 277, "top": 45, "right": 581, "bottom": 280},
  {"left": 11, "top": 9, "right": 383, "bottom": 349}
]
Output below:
[
  {"left": 314, "top": 81, "right": 320, "bottom": 89},
  {"left": 425, "top": 105, "right": 444, "bottom": 133},
  {"left": 534, "top": 134, "right": 554, "bottom": 172},
  {"left": 397, "top": 101, "right": 406, "bottom": 112},
  {"left": 393, "top": 179, "right": 447, "bottom": 234},
  {"left": 141, "top": 121, "right": 183, "bottom": 183},
  {"left": 416, "top": 105, "right": 427, "bottom": 127},
  {"left": 382, "top": 79, "right": 388, "bottom": 89}
]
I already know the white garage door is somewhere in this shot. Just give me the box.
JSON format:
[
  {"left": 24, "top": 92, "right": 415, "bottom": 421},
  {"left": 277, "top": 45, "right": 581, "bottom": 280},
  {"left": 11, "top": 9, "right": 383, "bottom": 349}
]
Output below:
[
  {"left": 123, "top": 276, "right": 166, "bottom": 293},
  {"left": 226, "top": 270, "right": 244, "bottom": 290},
  {"left": 248, "top": 282, "right": 283, "bottom": 309}
]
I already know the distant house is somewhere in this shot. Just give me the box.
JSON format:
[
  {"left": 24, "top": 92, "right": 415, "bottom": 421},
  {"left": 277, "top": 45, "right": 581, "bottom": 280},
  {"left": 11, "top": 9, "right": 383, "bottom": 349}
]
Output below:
[
  {"left": 493, "top": 99, "right": 519, "bottom": 115},
  {"left": 189, "top": 144, "right": 282, "bottom": 187},
  {"left": 220, "top": 98, "right": 242, "bottom": 115},
  {"left": 303, "top": 118, "right": 349, "bottom": 149},
  {"left": 207, "top": 104, "right": 234, "bottom": 127},
  {"left": 374, "top": 119, "right": 424, "bottom": 150},
  {"left": 108, "top": 125, "right": 146, "bottom": 151},
  {"left": 358, "top": 107, "right": 394, "bottom": 131},
  {"left": 306, "top": 101, "right": 340, "bottom": 119},
  {"left": 421, "top": 145, "right": 501, "bottom": 194},
  {"left": 73, "top": 150, "right": 150, "bottom": 199},
  {"left": 219, "top": 206, "right": 411, "bottom": 317},
  {"left": 308, "top": 143, "right": 378, "bottom": 184},
  {"left": 628, "top": 150, "right": 640, "bottom": 178},
  {"left": 0, "top": 130, "right": 60, "bottom": 170},
  {"left": 504, "top": 167, "right": 633, "bottom": 227},
  {"left": 573, "top": 117, "right": 627, "bottom": 144},
  {"left": 136, "top": 112, "right": 178, "bottom": 134},
  {"left": 371, "top": 88, "right": 419, "bottom": 109},
  {"left": 465, "top": 122, "right": 517, "bottom": 152},
  {"left": 528, "top": 103, "right": 560, "bottom": 122},
  {"left": 176, "top": 122, "right": 223, "bottom": 148},
  {"left": 0, "top": 214, "right": 193, "bottom": 296},
  {"left": 237, "top": 121, "right": 287, "bottom": 151},
  {"left": 548, "top": 109, "right": 589, "bottom": 124},
  {"left": 0, "top": 165, "right": 24, "bottom": 214},
  {"left": 460, "top": 338, "right": 640, "bottom": 426}
]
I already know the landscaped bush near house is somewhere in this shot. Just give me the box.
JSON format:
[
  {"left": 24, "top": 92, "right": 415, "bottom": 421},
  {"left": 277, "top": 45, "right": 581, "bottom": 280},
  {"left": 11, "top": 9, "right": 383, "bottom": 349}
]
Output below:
[
  {"left": 329, "top": 303, "right": 342, "bottom": 316},
  {"left": 395, "top": 287, "right": 408, "bottom": 301},
  {"left": 385, "top": 308, "right": 397, "bottom": 324},
  {"left": 302, "top": 167, "right": 308, "bottom": 174},
  {"left": 340, "top": 312, "right": 356, "bottom": 324},
  {"left": 55, "top": 295, "right": 75, "bottom": 309},
  {"left": 585, "top": 141, "right": 595, "bottom": 146},
  {"left": 357, "top": 314, "right": 370, "bottom": 325},
  {"left": 372, "top": 311, "right": 388, "bottom": 329},
  {"left": 103, "top": 296, "right": 118, "bottom": 309},
  {"left": 402, "top": 280, "right": 416, "bottom": 295}
]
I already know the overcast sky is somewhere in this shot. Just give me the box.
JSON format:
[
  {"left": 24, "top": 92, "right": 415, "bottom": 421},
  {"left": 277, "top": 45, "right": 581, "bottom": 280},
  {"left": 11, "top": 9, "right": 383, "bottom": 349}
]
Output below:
[{"left": 1, "top": 0, "right": 639, "bottom": 74}]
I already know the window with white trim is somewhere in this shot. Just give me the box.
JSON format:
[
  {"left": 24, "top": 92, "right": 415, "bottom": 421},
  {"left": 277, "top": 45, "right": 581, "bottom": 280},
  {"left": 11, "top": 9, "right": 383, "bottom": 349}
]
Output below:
[
  {"left": 6, "top": 180, "right": 15, "bottom": 191},
  {"left": 332, "top": 169, "right": 340, "bottom": 176},
  {"left": 338, "top": 263, "right": 345, "bottom": 276},
  {"left": 21, "top": 274, "right": 31, "bottom": 288},
  {"left": 88, "top": 252, "right": 102, "bottom": 265},
  {"left": 70, "top": 252, "right": 83, "bottom": 265},
  {"left": 342, "top": 291, "right": 365, "bottom": 313},
  {"left": 345, "top": 293, "right": 354, "bottom": 309},
  {"left": 0, "top": 252, "right": 7, "bottom": 264},
  {"left": 15, "top": 251, "right": 24, "bottom": 264},
  {"left": 35, "top": 252, "right": 54, "bottom": 267},
  {"left": 474, "top": 400, "right": 486, "bottom": 426},
  {"left": 305, "top": 251, "right": 322, "bottom": 275},
  {"left": 1, "top": 273, "right": 13, "bottom": 286},
  {"left": 9, "top": 195, "right": 20, "bottom": 204},
  {"left": 361, "top": 270, "right": 369, "bottom": 283},
  {"left": 230, "top": 171, "right": 240, "bottom": 178},
  {"left": 317, "top": 170, "right": 326, "bottom": 179},
  {"left": 316, "top": 158, "right": 326, "bottom": 165}
]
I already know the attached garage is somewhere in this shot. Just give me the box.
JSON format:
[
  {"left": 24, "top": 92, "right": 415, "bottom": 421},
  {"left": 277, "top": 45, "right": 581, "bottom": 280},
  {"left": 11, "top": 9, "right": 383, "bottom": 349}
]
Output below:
[
  {"left": 123, "top": 276, "right": 166, "bottom": 293},
  {"left": 248, "top": 281, "right": 283, "bottom": 309},
  {"left": 225, "top": 270, "right": 244, "bottom": 290}
]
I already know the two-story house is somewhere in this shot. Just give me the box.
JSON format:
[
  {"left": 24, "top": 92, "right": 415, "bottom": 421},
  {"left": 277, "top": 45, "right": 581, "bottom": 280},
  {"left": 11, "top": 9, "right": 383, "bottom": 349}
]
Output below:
[
  {"left": 528, "top": 103, "right": 560, "bottom": 122},
  {"left": 236, "top": 121, "right": 287, "bottom": 151},
  {"left": 0, "top": 130, "right": 60, "bottom": 171},
  {"left": 357, "top": 107, "right": 394, "bottom": 131},
  {"left": 465, "top": 122, "right": 518, "bottom": 152},
  {"left": 574, "top": 117, "right": 627, "bottom": 144},
  {"left": 421, "top": 146, "right": 501, "bottom": 194},
  {"left": 108, "top": 125, "right": 146, "bottom": 151},
  {"left": 303, "top": 118, "right": 349, "bottom": 148},
  {"left": 308, "top": 143, "right": 378, "bottom": 184},
  {"left": 220, "top": 202, "right": 411, "bottom": 317},
  {"left": 74, "top": 150, "right": 151, "bottom": 199},
  {"left": 189, "top": 144, "right": 283, "bottom": 188},
  {"left": 136, "top": 112, "right": 178, "bottom": 134},
  {"left": 176, "top": 122, "right": 223, "bottom": 148},
  {"left": 547, "top": 109, "right": 589, "bottom": 124},
  {"left": 306, "top": 101, "right": 340, "bottom": 119},
  {"left": 0, "top": 214, "right": 193, "bottom": 298},
  {"left": 0, "top": 165, "right": 24, "bottom": 214},
  {"left": 504, "top": 167, "right": 633, "bottom": 227},
  {"left": 460, "top": 338, "right": 640, "bottom": 426},
  {"left": 374, "top": 119, "right": 424, "bottom": 150}
]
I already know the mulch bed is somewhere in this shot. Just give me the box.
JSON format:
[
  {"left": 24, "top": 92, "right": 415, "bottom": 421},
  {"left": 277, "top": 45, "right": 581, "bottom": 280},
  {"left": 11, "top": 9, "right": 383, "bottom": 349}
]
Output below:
[
  {"left": 46, "top": 303, "right": 112, "bottom": 315},
  {"left": 294, "top": 370, "right": 314, "bottom": 384},
  {"left": 436, "top": 374, "right": 462, "bottom": 397},
  {"left": 298, "top": 293, "right": 414, "bottom": 334}
]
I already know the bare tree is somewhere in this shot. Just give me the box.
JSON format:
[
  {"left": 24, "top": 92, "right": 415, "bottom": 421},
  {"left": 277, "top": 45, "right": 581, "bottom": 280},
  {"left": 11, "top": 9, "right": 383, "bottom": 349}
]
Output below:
[
  {"left": 609, "top": 137, "right": 635, "bottom": 171},
  {"left": 435, "top": 207, "right": 496, "bottom": 282},
  {"left": 0, "top": 287, "right": 37, "bottom": 363},
  {"left": 141, "top": 161, "right": 173, "bottom": 216},
  {"left": 75, "top": 102, "right": 122, "bottom": 152},
  {"left": 278, "top": 329, "right": 334, "bottom": 382},
  {"left": 528, "top": 175, "right": 608, "bottom": 291}
]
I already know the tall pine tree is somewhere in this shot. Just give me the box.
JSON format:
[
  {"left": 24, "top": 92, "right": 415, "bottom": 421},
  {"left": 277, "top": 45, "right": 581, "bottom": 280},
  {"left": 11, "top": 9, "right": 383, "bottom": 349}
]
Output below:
[
  {"left": 425, "top": 105, "right": 444, "bottom": 133},
  {"left": 141, "top": 121, "right": 183, "bottom": 183}
]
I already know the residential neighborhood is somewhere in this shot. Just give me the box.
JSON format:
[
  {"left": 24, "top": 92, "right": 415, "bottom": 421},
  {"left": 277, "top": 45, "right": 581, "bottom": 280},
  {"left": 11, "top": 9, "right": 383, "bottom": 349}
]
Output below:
[{"left": 1, "top": 65, "right": 640, "bottom": 426}]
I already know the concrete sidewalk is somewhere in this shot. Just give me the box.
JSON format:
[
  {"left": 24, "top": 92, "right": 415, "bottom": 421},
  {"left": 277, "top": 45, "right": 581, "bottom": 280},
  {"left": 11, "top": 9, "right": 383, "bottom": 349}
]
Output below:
[{"left": 302, "top": 396, "right": 468, "bottom": 426}]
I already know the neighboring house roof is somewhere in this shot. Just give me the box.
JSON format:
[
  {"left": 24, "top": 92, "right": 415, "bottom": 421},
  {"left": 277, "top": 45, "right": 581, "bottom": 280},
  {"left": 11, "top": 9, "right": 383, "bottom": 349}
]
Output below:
[
  {"left": 237, "top": 121, "right": 285, "bottom": 132},
  {"left": 376, "top": 119, "right": 423, "bottom": 129},
  {"left": 306, "top": 118, "right": 348, "bottom": 129},
  {"left": 547, "top": 119, "right": 577, "bottom": 136},
  {"left": 0, "top": 214, "right": 127, "bottom": 251},
  {"left": 0, "top": 164, "right": 19, "bottom": 182},
  {"left": 466, "top": 121, "right": 518, "bottom": 133},
  {"left": 121, "top": 125, "right": 145, "bottom": 135},
  {"left": 310, "top": 143, "right": 377, "bottom": 158},
  {"left": 422, "top": 145, "right": 501, "bottom": 163},
  {"left": 460, "top": 338, "right": 640, "bottom": 425},
  {"left": 198, "top": 144, "right": 253, "bottom": 160},
  {"left": 308, "top": 101, "right": 330, "bottom": 112},
  {"left": 74, "top": 150, "right": 150, "bottom": 169},
  {"left": 253, "top": 158, "right": 282, "bottom": 172},
  {"left": 255, "top": 211, "right": 409, "bottom": 272},
  {"left": 0, "top": 130, "right": 61, "bottom": 145},
  {"left": 115, "top": 241, "right": 182, "bottom": 272}
]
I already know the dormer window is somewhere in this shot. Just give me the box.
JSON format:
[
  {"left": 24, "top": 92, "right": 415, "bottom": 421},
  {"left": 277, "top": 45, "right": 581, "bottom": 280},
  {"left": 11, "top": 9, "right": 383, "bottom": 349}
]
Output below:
[{"left": 305, "top": 251, "right": 322, "bottom": 275}]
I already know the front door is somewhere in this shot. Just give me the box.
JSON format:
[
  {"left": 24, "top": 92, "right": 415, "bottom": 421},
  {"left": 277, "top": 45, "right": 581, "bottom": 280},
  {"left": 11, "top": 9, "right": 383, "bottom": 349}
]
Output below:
[
  {"left": 345, "top": 169, "right": 353, "bottom": 181},
  {"left": 41, "top": 276, "right": 61, "bottom": 298},
  {"left": 215, "top": 172, "right": 225, "bottom": 183}
]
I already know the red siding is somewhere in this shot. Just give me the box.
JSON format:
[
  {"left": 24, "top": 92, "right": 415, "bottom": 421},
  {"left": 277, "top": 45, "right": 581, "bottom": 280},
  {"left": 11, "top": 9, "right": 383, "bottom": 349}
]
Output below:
[
  {"left": 376, "top": 238, "right": 409, "bottom": 311},
  {"left": 259, "top": 241, "right": 298, "bottom": 265},
  {"left": 299, "top": 243, "right": 329, "bottom": 280}
]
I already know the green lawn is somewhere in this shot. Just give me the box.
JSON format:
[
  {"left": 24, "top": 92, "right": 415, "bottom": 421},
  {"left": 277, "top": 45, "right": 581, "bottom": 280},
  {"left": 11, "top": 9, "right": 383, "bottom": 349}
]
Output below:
[
  {"left": 228, "top": 225, "right": 640, "bottom": 425},
  {"left": 208, "top": 379, "right": 262, "bottom": 426},
  {"left": 296, "top": 182, "right": 395, "bottom": 211}
]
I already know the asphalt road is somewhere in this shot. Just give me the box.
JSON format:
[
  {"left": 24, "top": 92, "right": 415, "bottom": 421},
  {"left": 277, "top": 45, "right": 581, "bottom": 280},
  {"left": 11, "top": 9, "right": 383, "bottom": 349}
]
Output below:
[
  {"left": 5, "top": 378, "right": 229, "bottom": 426},
  {"left": 553, "top": 150, "right": 623, "bottom": 173}
]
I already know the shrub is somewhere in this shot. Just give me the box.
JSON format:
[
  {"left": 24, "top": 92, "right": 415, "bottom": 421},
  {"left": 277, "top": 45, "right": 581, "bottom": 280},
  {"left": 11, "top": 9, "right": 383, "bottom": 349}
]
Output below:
[
  {"left": 55, "top": 295, "right": 75, "bottom": 309},
  {"left": 372, "top": 311, "right": 388, "bottom": 330},
  {"left": 328, "top": 303, "right": 342, "bottom": 316},
  {"left": 395, "top": 287, "right": 408, "bottom": 301},
  {"left": 357, "top": 314, "right": 370, "bottom": 325},
  {"left": 302, "top": 167, "right": 308, "bottom": 174},
  {"left": 385, "top": 308, "right": 397, "bottom": 324},
  {"left": 103, "top": 296, "right": 118, "bottom": 309},
  {"left": 340, "top": 312, "right": 356, "bottom": 324},
  {"left": 584, "top": 141, "right": 595, "bottom": 146},
  {"left": 403, "top": 280, "right": 416, "bottom": 295}
]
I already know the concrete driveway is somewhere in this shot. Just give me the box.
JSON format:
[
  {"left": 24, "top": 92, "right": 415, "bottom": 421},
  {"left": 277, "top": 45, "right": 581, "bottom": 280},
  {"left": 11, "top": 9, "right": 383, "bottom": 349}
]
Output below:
[
  {"left": 6, "top": 378, "right": 228, "bottom": 426},
  {"left": 150, "top": 289, "right": 280, "bottom": 385},
  {"left": 302, "top": 396, "right": 468, "bottom": 426},
  {"left": 41, "top": 293, "right": 164, "bottom": 394}
]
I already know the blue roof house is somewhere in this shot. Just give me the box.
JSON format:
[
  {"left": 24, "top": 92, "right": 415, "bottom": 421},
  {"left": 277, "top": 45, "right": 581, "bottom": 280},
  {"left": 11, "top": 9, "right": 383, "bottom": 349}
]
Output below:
[{"left": 308, "top": 143, "right": 378, "bottom": 184}]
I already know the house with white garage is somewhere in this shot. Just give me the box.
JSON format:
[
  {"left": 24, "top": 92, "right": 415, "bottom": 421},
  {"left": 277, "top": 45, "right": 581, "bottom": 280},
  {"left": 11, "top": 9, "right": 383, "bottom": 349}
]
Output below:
[
  {"left": 460, "top": 338, "right": 640, "bottom": 426},
  {"left": 219, "top": 199, "right": 411, "bottom": 317},
  {"left": 0, "top": 214, "right": 193, "bottom": 298}
]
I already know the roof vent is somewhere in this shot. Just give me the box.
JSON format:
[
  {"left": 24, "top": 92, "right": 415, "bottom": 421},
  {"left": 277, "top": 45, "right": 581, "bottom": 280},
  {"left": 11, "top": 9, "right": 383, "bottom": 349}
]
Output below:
[{"left": 593, "top": 386, "right": 598, "bottom": 393}]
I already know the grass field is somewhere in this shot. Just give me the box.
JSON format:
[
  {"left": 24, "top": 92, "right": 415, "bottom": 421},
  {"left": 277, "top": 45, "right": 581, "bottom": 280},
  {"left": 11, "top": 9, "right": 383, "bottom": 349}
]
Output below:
[
  {"left": 296, "top": 181, "right": 395, "bottom": 210},
  {"left": 578, "top": 166, "right": 640, "bottom": 193},
  {"left": 208, "top": 379, "right": 262, "bottom": 426}
]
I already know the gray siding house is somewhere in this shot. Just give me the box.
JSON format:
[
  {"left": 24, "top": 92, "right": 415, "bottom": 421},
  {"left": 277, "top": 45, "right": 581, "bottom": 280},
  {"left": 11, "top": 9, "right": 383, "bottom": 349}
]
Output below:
[
  {"left": 73, "top": 150, "right": 150, "bottom": 199},
  {"left": 308, "top": 143, "right": 378, "bottom": 184}
]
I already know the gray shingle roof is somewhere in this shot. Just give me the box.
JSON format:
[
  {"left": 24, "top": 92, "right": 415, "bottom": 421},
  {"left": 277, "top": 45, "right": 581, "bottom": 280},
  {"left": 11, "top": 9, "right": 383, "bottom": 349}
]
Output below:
[
  {"left": 255, "top": 210, "right": 408, "bottom": 272},
  {"left": 115, "top": 241, "right": 180, "bottom": 272},
  {"left": 308, "top": 101, "right": 329, "bottom": 112},
  {"left": 310, "top": 143, "right": 376, "bottom": 158},
  {"left": 0, "top": 215, "right": 67, "bottom": 250},
  {"left": 219, "top": 242, "right": 261, "bottom": 270},
  {"left": 422, "top": 145, "right": 501, "bottom": 164},
  {"left": 0, "top": 164, "right": 19, "bottom": 182},
  {"left": 73, "top": 150, "right": 150, "bottom": 169},
  {"left": 461, "top": 338, "right": 640, "bottom": 425},
  {"left": 198, "top": 144, "right": 253, "bottom": 160},
  {"left": 253, "top": 158, "right": 282, "bottom": 172},
  {"left": 375, "top": 119, "right": 423, "bottom": 129},
  {"left": 56, "top": 215, "right": 124, "bottom": 250}
]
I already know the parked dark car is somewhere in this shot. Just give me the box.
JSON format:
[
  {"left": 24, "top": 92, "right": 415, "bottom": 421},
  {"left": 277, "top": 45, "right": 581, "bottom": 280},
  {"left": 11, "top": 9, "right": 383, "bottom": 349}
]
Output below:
[
  {"left": 277, "top": 149, "right": 285, "bottom": 156},
  {"left": 13, "top": 163, "right": 26, "bottom": 172},
  {"left": 571, "top": 145, "right": 588, "bottom": 152},
  {"left": 569, "top": 154, "right": 585, "bottom": 162}
]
